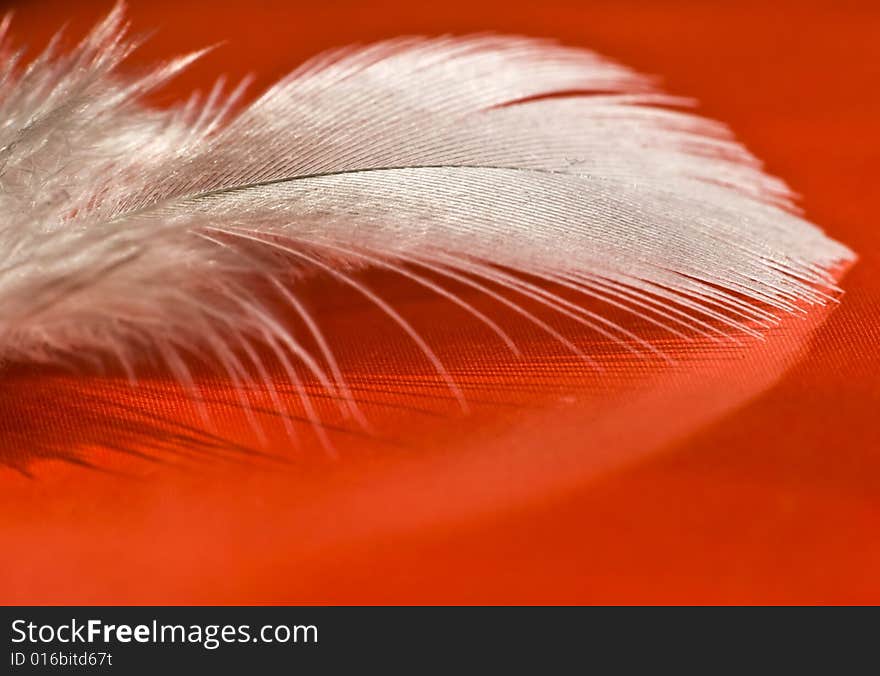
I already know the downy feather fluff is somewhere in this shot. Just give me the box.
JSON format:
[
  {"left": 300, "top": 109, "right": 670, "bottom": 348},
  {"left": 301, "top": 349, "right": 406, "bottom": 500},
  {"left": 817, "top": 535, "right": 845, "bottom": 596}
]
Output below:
[{"left": 0, "top": 4, "right": 855, "bottom": 408}]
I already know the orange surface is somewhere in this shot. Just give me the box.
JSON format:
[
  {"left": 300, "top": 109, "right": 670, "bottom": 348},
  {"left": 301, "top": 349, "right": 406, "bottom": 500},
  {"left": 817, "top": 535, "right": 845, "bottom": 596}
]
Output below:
[{"left": 1, "top": 0, "right": 878, "bottom": 604}]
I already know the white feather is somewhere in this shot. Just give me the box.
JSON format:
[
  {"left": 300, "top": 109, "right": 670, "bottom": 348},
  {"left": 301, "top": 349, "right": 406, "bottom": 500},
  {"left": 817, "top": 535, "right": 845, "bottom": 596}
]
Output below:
[{"left": 0, "top": 4, "right": 855, "bottom": 400}]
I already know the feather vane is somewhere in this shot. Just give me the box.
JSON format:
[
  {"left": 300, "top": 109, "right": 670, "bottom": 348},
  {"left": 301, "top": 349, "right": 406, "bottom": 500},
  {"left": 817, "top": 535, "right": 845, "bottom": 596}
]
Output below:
[{"left": 0, "top": 4, "right": 855, "bottom": 401}]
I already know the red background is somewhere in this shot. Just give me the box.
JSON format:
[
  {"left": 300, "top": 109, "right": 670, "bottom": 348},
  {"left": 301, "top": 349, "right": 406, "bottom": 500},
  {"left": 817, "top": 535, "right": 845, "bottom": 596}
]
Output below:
[{"left": 0, "top": 0, "right": 878, "bottom": 604}]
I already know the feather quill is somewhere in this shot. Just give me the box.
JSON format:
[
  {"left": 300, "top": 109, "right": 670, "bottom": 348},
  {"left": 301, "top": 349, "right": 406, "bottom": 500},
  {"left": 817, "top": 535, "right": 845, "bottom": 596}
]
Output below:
[{"left": 0, "top": 4, "right": 855, "bottom": 406}]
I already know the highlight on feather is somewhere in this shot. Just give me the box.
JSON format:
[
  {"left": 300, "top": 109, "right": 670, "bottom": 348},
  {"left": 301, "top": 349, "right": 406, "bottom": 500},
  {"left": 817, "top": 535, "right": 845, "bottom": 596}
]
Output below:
[{"left": 0, "top": 3, "right": 855, "bottom": 442}]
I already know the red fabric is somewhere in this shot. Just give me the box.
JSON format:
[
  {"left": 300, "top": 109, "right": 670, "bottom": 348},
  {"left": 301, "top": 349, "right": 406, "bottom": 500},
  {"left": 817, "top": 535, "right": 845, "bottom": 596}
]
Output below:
[{"left": 1, "top": 0, "right": 878, "bottom": 604}]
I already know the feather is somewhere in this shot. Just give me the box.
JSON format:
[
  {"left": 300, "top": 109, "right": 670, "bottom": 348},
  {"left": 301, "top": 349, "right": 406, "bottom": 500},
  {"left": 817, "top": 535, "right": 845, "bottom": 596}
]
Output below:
[{"left": 0, "top": 3, "right": 855, "bottom": 410}]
